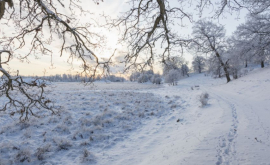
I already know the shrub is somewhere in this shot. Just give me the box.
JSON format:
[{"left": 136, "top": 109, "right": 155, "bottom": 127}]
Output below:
[
  {"left": 54, "top": 138, "right": 72, "bottom": 151},
  {"left": 81, "top": 149, "right": 96, "bottom": 163},
  {"left": 129, "top": 72, "right": 140, "bottom": 82},
  {"left": 151, "top": 75, "right": 162, "bottom": 84},
  {"left": 164, "top": 69, "right": 181, "bottom": 85},
  {"left": 199, "top": 92, "right": 209, "bottom": 106},
  {"left": 35, "top": 144, "right": 51, "bottom": 161},
  {"left": 137, "top": 74, "right": 149, "bottom": 83},
  {"left": 15, "top": 149, "right": 31, "bottom": 163}
]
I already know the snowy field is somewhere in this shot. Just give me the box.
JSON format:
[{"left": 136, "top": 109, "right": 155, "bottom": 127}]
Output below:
[{"left": 1, "top": 67, "right": 270, "bottom": 165}]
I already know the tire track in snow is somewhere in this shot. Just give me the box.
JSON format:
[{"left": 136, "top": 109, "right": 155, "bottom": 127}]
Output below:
[{"left": 213, "top": 94, "right": 239, "bottom": 165}]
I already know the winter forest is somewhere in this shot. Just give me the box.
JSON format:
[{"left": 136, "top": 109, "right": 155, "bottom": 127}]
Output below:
[{"left": 0, "top": 0, "right": 270, "bottom": 164}]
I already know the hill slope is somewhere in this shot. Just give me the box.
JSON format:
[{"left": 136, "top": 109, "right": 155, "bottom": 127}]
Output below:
[{"left": 99, "top": 67, "right": 270, "bottom": 165}]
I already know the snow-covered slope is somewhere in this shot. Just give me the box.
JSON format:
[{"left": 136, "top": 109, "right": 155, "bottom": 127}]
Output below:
[
  {"left": 98, "top": 67, "right": 270, "bottom": 165},
  {"left": 0, "top": 67, "right": 269, "bottom": 165}
]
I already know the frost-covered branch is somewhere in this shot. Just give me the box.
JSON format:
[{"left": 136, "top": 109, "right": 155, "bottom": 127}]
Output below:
[
  {"left": 1, "top": 0, "right": 110, "bottom": 78},
  {"left": 0, "top": 50, "right": 58, "bottom": 121},
  {"left": 104, "top": 0, "right": 192, "bottom": 71},
  {"left": 191, "top": 20, "right": 231, "bottom": 82}
]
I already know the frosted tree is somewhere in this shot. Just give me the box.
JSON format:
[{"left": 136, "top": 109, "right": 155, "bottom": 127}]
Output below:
[
  {"left": 229, "top": 36, "right": 254, "bottom": 68},
  {"left": 137, "top": 70, "right": 155, "bottom": 83},
  {"left": 162, "top": 57, "right": 186, "bottom": 75},
  {"left": 232, "top": 14, "right": 270, "bottom": 68},
  {"left": 129, "top": 72, "right": 141, "bottom": 82},
  {"left": 164, "top": 69, "right": 181, "bottom": 86},
  {"left": 104, "top": 0, "right": 252, "bottom": 71},
  {"left": 228, "top": 53, "right": 242, "bottom": 79},
  {"left": 180, "top": 63, "right": 190, "bottom": 77},
  {"left": 137, "top": 74, "right": 149, "bottom": 83},
  {"left": 192, "top": 56, "right": 206, "bottom": 73},
  {"left": 191, "top": 20, "right": 231, "bottom": 82},
  {"left": 206, "top": 55, "right": 223, "bottom": 78},
  {"left": 105, "top": 0, "right": 194, "bottom": 72},
  {"left": 105, "top": 0, "right": 270, "bottom": 72}
]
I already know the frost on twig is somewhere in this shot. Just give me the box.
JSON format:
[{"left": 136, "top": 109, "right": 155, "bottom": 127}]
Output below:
[
  {"left": 0, "top": 50, "right": 58, "bottom": 121},
  {"left": 1, "top": 0, "right": 112, "bottom": 81}
]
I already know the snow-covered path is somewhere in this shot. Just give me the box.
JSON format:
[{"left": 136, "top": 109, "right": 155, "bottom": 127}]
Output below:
[
  {"left": 99, "top": 68, "right": 270, "bottom": 165},
  {"left": 208, "top": 69, "right": 270, "bottom": 165}
]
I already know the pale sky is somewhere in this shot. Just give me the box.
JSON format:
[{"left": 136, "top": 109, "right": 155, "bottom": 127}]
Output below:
[{"left": 1, "top": 0, "right": 248, "bottom": 76}]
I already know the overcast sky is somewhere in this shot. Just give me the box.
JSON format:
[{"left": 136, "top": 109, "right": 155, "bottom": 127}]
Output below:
[{"left": 2, "top": 0, "right": 248, "bottom": 76}]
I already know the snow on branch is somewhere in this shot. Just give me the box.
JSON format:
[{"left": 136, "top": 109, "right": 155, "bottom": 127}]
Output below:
[
  {"left": 0, "top": 50, "right": 58, "bottom": 121},
  {"left": 1, "top": 0, "right": 111, "bottom": 79}
]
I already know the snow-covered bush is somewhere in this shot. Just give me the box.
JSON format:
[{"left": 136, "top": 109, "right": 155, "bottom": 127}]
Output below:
[
  {"left": 151, "top": 74, "right": 162, "bottom": 84},
  {"left": 15, "top": 148, "right": 31, "bottom": 163},
  {"left": 23, "top": 129, "right": 32, "bottom": 139},
  {"left": 35, "top": 144, "right": 51, "bottom": 161},
  {"left": 129, "top": 72, "right": 141, "bottom": 82},
  {"left": 53, "top": 124, "right": 71, "bottom": 134},
  {"left": 153, "top": 77, "right": 162, "bottom": 84},
  {"left": 130, "top": 70, "right": 160, "bottom": 83},
  {"left": 199, "top": 92, "right": 209, "bottom": 106},
  {"left": 54, "top": 138, "right": 72, "bottom": 151},
  {"left": 105, "top": 75, "right": 125, "bottom": 82},
  {"left": 81, "top": 149, "right": 97, "bottom": 163},
  {"left": 138, "top": 74, "right": 149, "bottom": 83},
  {"left": 164, "top": 69, "right": 181, "bottom": 85}
]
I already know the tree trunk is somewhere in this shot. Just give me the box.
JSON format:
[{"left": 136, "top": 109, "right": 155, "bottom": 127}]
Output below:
[
  {"left": 223, "top": 67, "right": 231, "bottom": 82},
  {"left": 245, "top": 60, "right": 248, "bottom": 68},
  {"left": 218, "top": 67, "right": 221, "bottom": 78},
  {"left": 0, "top": 1, "right": 5, "bottom": 20},
  {"left": 215, "top": 52, "right": 231, "bottom": 83},
  {"left": 261, "top": 60, "right": 264, "bottom": 68}
]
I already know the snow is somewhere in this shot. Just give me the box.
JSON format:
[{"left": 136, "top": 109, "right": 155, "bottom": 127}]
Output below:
[{"left": 1, "top": 67, "right": 270, "bottom": 164}]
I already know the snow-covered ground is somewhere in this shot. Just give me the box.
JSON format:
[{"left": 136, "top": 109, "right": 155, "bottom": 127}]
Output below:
[{"left": 0, "top": 67, "right": 270, "bottom": 165}]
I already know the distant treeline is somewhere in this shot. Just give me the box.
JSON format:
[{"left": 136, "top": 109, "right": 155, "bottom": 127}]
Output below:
[{"left": 24, "top": 74, "right": 125, "bottom": 82}]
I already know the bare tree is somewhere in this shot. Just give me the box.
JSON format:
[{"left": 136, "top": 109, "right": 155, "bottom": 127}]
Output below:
[
  {"left": 191, "top": 20, "right": 231, "bottom": 82},
  {"left": 0, "top": 0, "right": 112, "bottom": 120},
  {"left": 103, "top": 0, "right": 269, "bottom": 71},
  {"left": 103, "top": 0, "right": 270, "bottom": 75},
  {"left": 197, "top": 0, "right": 270, "bottom": 17},
  {"left": 244, "top": 0, "right": 270, "bottom": 15},
  {"left": 0, "top": 50, "right": 56, "bottom": 120},
  {"left": 105, "top": 0, "right": 193, "bottom": 71}
]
